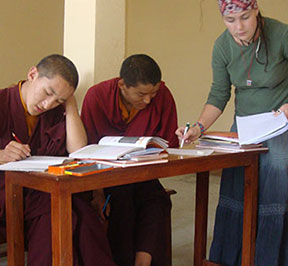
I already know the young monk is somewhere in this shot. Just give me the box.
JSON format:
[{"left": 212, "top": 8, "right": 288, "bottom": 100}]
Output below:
[
  {"left": 81, "top": 54, "right": 178, "bottom": 266},
  {"left": 0, "top": 54, "right": 116, "bottom": 266}
]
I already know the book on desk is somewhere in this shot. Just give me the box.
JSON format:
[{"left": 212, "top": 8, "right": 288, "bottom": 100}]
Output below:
[
  {"left": 0, "top": 137, "right": 169, "bottom": 175},
  {"left": 58, "top": 136, "right": 169, "bottom": 172},
  {"left": 196, "top": 131, "right": 268, "bottom": 153},
  {"left": 92, "top": 153, "right": 169, "bottom": 168},
  {"left": 69, "top": 136, "right": 168, "bottom": 160},
  {"left": 196, "top": 111, "right": 288, "bottom": 153}
]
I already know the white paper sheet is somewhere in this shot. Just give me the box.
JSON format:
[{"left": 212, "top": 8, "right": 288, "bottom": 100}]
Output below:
[
  {"left": 0, "top": 156, "right": 69, "bottom": 172},
  {"left": 236, "top": 111, "right": 288, "bottom": 145}
]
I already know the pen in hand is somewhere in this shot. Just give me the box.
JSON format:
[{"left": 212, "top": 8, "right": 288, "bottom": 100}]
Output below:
[
  {"left": 102, "top": 194, "right": 111, "bottom": 214},
  {"left": 12, "top": 132, "right": 22, "bottom": 144},
  {"left": 180, "top": 122, "right": 190, "bottom": 149},
  {"left": 11, "top": 132, "right": 31, "bottom": 157}
]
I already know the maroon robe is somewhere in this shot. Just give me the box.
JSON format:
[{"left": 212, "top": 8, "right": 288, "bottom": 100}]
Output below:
[
  {"left": 0, "top": 84, "right": 116, "bottom": 266},
  {"left": 81, "top": 78, "right": 178, "bottom": 266}
]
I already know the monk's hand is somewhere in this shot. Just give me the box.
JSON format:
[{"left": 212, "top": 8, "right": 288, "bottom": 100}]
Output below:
[
  {"left": 0, "top": 141, "right": 31, "bottom": 163},
  {"left": 175, "top": 125, "right": 201, "bottom": 145},
  {"left": 91, "top": 189, "right": 111, "bottom": 222}
]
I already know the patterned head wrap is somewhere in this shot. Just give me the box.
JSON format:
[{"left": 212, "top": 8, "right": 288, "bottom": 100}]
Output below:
[{"left": 218, "top": 0, "right": 258, "bottom": 16}]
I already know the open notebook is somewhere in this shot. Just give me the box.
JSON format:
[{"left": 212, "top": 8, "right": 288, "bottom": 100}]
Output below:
[{"left": 0, "top": 156, "right": 69, "bottom": 172}]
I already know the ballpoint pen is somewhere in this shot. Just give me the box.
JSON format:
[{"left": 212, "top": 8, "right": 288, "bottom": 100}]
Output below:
[
  {"left": 102, "top": 194, "right": 111, "bottom": 213},
  {"left": 180, "top": 122, "right": 190, "bottom": 149},
  {"left": 12, "top": 132, "right": 22, "bottom": 144}
]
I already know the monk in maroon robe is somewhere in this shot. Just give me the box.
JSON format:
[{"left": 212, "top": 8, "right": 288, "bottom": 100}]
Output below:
[
  {"left": 0, "top": 54, "right": 116, "bottom": 266},
  {"left": 81, "top": 54, "right": 178, "bottom": 266}
]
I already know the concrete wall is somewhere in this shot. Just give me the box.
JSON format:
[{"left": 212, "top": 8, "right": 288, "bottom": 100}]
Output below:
[
  {"left": 0, "top": 1, "right": 64, "bottom": 87},
  {"left": 1, "top": 0, "right": 287, "bottom": 129},
  {"left": 126, "top": 0, "right": 288, "bottom": 129},
  {"left": 63, "top": 0, "right": 125, "bottom": 106}
]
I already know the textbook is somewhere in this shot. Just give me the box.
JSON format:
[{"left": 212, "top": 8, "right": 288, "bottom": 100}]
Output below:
[
  {"left": 197, "top": 131, "right": 266, "bottom": 153},
  {"left": 200, "top": 131, "right": 239, "bottom": 143},
  {"left": 69, "top": 136, "right": 169, "bottom": 160},
  {"left": 236, "top": 111, "right": 288, "bottom": 145}
]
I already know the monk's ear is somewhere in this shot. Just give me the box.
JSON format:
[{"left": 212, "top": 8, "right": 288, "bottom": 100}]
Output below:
[
  {"left": 118, "top": 78, "right": 126, "bottom": 89},
  {"left": 27, "top": 66, "right": 39, "bottom": 81}
]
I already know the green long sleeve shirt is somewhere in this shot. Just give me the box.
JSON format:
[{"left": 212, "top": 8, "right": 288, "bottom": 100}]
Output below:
[{"left": 206, "top": 17, "right": 288, "bottom": 116}]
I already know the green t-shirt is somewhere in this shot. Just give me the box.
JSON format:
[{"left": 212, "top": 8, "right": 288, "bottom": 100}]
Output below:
[{"left": 206, "top": 17, "right": 288, "bottom": 116}]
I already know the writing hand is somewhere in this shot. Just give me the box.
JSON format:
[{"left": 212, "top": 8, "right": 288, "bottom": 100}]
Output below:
[
  {"left": 175, "top": 125, "right": 202, "bottom": 145},
  {"left": 0, "top": 141, "right": 31, "bottom": 163}
]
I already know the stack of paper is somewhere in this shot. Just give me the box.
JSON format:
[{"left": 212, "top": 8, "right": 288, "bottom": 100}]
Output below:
[
  {"left": 236, "top": 111, "right": 288, "bottom": 145},
  {"left": 197, "top": 131, "right": 265, "bottom": 152}
]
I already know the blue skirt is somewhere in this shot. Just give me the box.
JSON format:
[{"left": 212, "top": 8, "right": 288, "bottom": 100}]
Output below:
[{"left": 209, "top": 128, "right": 288, "bottom": 266}]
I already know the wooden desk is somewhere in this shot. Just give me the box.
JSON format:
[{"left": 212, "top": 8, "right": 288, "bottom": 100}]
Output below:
[{"left": 5, "top": 151, "right": 264, "bottom": 266}]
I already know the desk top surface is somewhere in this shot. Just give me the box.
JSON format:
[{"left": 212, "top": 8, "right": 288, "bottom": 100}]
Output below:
[{"left": 4, "top": 149, "right": 265, "bottom": 194}]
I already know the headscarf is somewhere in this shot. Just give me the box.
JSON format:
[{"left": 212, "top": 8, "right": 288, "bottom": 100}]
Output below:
[{"left": 217, "top": 0, "right": 258, "bottom": 16}]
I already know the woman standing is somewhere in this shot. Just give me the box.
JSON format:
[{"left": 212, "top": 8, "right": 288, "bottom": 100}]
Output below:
[{"left": 176, "top": 1, "right": 288, "bottom": 265}]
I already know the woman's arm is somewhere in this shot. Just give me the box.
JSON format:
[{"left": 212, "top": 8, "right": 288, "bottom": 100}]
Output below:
[{"left": 176, "top": 104, "right": 222, "bottom": 143}]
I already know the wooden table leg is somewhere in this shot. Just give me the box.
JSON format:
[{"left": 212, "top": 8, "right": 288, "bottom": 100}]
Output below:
[
  {"left": 5, "top": 173, "right": 25, "bottom": 266},
  {"left": 242, "top": 157, "right": 258, "bottom": 266},
  {"left": 51, "top": 189, "right": 73, "bottom": 266},
  {"left": 194, "top": 171, "right": 209, "bottom": 266}
]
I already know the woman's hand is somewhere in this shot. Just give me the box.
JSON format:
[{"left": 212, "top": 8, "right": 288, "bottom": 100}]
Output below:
[
  {"left": 175, "top": 104, "right": 222, "bottom": 147},
  {"left": 175, "top": 125, "right": 202, "bottom": 146},
  {"left": 274, "top": 103, "right": 288, "bottom": 118},
  {"left": 0, "top": 141, "right": 31, "bottom": 163}
]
